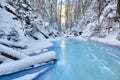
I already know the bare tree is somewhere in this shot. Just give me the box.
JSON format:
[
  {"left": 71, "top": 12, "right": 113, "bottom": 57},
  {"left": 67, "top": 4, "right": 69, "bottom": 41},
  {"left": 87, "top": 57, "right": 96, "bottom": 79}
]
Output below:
[
  {"left": 97, "top": 0, "right": 102, "bottom": 23},
  {"left": 59, "top": 0, "right": 62, "bottom": 31}
]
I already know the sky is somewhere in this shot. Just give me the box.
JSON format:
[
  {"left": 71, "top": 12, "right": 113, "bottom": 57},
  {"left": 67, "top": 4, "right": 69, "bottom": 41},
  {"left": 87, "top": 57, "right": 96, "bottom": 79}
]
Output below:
[
  {"left": 57, "top": 0, "right": 66, "bottom": 5},
  {"left": 58, "top": 0, "right": 66, "bottom": 3}
]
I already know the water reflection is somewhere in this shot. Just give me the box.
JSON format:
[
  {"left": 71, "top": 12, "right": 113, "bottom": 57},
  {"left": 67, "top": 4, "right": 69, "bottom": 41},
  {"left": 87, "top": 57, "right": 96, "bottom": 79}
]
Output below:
[
  {"left": 58, "top": 40, "right": 66, "bottom": 65},
  {"left": 61, "top": 40, "right": 65, "bottom": 49}
]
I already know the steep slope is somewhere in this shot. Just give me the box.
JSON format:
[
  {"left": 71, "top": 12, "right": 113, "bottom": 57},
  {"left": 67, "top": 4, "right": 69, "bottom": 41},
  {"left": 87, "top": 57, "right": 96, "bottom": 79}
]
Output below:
[
  {"left": 0, "top": 0, "right": 59, "bottom": 43},
  {"left": 67, "top": 0, "right": 120, "bottom": 41},
  {"left": 0, "top": 0, "right": 59, "bottom": 64}
]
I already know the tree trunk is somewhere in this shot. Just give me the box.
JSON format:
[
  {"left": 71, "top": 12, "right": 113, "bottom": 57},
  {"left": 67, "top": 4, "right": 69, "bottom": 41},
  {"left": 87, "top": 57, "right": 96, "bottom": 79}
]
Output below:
[
  {"left": 117, "top": 0, "right": 120, "bottom": 15},
  {"left": 1, "top": 53, "right": 19, "bottom": 60}
]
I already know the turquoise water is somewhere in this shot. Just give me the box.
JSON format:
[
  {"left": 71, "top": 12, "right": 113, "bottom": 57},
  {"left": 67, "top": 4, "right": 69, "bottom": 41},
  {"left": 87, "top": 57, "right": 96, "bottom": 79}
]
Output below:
[{"left": 1, "top": 39, "right": 120, "bottom": 80}]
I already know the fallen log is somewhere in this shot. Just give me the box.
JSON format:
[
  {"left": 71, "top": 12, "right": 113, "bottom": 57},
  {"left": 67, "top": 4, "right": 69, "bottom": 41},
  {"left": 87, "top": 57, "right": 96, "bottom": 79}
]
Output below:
[
  {"left": 0, "top": 44, "right": 29, "bottom": 59},
  {"left": 0, "top": 40, "right": 27, "bottom": 49},
  {"left": 29, "top": 34, "right": 39, "bottom": 40},
  {"left": 0, "top": 61, "right": 2, "bottom": 64},
  {"left": 0, "top": 51, "right": 56, "bottom": 76},
  {"left": 39, "top": 31, "right": 49, "bottom": 39},
  {"left": 1, "top": 52, "right": 19, "bottom": 60}
]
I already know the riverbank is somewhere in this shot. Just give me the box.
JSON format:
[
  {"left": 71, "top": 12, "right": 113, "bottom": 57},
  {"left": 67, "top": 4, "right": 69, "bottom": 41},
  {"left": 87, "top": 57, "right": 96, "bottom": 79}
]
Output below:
[{"left": 65, "top": 35, "right": 120, "bottom": 47}]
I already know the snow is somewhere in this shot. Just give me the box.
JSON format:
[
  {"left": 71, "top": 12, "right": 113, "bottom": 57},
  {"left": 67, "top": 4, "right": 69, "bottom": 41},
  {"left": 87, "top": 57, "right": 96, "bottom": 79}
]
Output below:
[
  {"left": 0, "top": 6, "right": 26, "bottom": 42},
  {"left": 0, "top": 0, "right": 57, "bottom": 77},
  {"left": 68, "top": 0, "right": 120, "bottom": 44},
  {"left": 0, "top": 37, "right": 57, "bottom": 75},
  {"left": 0, "top": 44, "right": 29, "bottom": 59},
  {"left": 90, "top": 37, "right": 120, "bottom": 47},
  {"left": 0, "top": 0, "right": 6, "bottom": 7},
  {"left": 0, "top": 56, "right": 5, "bottom": 62},
  {"left": 47, "top": 37, "right": 63, "bottom": 41},
  {"left": 21, "top": 40, "right": 53, "bottom": 55},
  {"left": 0, "top": 51, "right": 56, "bottom": 76},
  {"left": 73, "top": 36, "right": 120, "bottom": 47},
  {"left": 0, "top": 8, "right": 22, "bottom": 35},
  {"left": 68, "top": 36, "right": 87, "bottom": 41},
  {"left": 0, "top": 39, "right": 27, "bottom": 48},
  {"left": 0, "top": 0, "right": 120, "bottom": 77},
  {"left": 82, "top": 22, "right": 96, "bottom": 37},
  {"left": 0, "top": 55, "right": 14, "bottom": 63}
]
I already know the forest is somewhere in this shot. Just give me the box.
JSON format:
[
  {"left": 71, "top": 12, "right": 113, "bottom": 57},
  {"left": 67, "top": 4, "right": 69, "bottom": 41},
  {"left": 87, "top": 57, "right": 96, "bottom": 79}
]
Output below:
[{"left": 0, "top": 0, "right": 120, "bottom": 80}]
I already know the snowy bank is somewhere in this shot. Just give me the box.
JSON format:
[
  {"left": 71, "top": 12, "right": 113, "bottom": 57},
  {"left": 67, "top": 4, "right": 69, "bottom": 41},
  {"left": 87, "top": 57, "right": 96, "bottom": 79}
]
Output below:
[
  {"left": 47, "top": 37, "right": 63, "bottom": 42},
  {"left": 0, "top": 51, "right": 56, "bottom": 76},
  {"left": 90, "top": 37, "right": 120, "bottom": 47},
  {"left": 21, "top": 40, "right": 53, "bottom": 55},
  {"left": 74, "top": 36, "right": 120, "bottom": 47}
]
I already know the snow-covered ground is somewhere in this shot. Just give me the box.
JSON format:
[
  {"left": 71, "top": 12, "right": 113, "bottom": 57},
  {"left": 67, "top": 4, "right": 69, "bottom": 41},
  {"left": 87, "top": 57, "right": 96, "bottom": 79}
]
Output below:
[
  {"left": 90, "top": 37, "right": 120, "bottom": 47},
  {"left": 0, "top": 38, "right": 55, "bottom": 61},
  {"left": 20, "top": 40, "right": 53, "bottom": 55},
  {"left": 67, "top": 35, "right": 120, "bottom": 47},
  {"left": 0, "top": 32, "right": 58, "bottom": 75}
]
